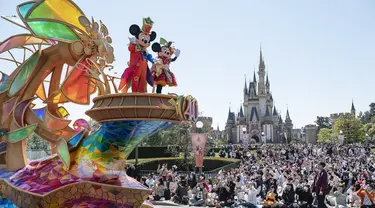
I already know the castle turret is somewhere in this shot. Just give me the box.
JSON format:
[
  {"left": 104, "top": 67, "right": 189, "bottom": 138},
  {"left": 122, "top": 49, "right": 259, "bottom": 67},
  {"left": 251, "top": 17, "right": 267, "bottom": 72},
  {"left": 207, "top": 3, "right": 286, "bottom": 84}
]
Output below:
[
  {"left": 244, "top": 76, "right": 248, "bottom": 95},
  {"left": 351, "top": 100, "right": 356, "bottom": 116},
  {"left": 258, "top": 47, "right": 266, "bottom": 95},
  {"left": 266, "top": 73, "right": 270, "bottom": 94},
  {"left": 253, "top": 70, "right": 257, "bottom": 88},
  {"left": 273, "top": 106, "right": 278, "bottom": 116},
  {"left": 284, "top": 109, "right": 293, "bottom": 141}
]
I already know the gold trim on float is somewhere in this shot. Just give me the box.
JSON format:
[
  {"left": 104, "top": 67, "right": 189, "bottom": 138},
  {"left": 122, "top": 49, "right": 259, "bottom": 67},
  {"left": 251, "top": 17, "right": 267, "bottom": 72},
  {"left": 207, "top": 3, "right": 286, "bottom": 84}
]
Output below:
[
  {"left": 12, "top": 97, "right": 36, "bottom": 127},
  {"left": 87, "top": 105, "right": 176, "bottom": 111},
  {"left": 92, "top": 93, "right": 178, "bottom": 102},
  {"left": 91, "top": 117, "right": 180, "bottom": 123},
  {"left": 1, "top": 97, "right": 18, "bottom": 124}
]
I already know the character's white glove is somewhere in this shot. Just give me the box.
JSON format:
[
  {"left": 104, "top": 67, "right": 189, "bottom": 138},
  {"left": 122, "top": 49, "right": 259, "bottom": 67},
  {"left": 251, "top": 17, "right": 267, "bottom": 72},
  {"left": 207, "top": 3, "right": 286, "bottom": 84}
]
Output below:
[
  {"left": 128, "top": 37, "right": 137, "bottom": 44},
  {"left": 174, "top": 48, "right": 181, "bottom": 57}
]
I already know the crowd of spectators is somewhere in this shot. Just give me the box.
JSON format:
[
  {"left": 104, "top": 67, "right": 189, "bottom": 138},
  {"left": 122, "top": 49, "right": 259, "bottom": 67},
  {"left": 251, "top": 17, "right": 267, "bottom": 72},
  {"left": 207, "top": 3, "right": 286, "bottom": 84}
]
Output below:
[{"left": 132, "top": 143, "right": 374, "bottom": 208}]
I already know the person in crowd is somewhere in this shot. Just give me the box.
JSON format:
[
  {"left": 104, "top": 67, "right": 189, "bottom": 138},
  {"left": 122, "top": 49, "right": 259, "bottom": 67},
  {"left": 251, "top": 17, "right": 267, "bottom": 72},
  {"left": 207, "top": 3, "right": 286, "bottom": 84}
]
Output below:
[
  {"left": 173, "top": 177, "right": 189, "bottom": 205},
  {"left": 313, "top": 162, "right": 328, "bottom": 208},
  {"left": 153, "top": 178, "right": 166, "bottom": 200}
]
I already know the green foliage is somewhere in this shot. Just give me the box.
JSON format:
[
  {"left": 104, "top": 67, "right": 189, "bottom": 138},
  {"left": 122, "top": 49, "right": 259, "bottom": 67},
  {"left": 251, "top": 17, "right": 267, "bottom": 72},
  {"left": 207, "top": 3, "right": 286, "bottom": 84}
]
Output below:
[
  {"left": 334, "top": 114, "right": 365, "bottom": 143},
  {"left": 27, "top": 133, "right": 50, "bottom": 154},
  {"left": 317, "top": 128, "right": 332, "bottom": 143},
  {"left": 126, "top": 156, "right": 240, "bottom": 171},
  {"left": 315, "top": 116, "right": 332, "bottom": 131}
]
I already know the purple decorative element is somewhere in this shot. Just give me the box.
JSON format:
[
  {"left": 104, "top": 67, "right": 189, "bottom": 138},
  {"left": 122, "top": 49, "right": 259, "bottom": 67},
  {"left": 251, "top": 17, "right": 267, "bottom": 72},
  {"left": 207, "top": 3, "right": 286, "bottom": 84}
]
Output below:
[
  {"left": 5, "top": 156, "right": 148, "bottom": 195},
  {"left": 48, "top": 39, "right": 58, "bottom": 45}
]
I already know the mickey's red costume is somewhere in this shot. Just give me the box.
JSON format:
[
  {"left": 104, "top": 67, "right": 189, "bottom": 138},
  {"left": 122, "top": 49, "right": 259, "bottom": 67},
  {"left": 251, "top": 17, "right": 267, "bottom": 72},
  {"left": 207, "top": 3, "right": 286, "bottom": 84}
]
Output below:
[{"left": 151, "top": 38, "right": 180, "bottom": 94}]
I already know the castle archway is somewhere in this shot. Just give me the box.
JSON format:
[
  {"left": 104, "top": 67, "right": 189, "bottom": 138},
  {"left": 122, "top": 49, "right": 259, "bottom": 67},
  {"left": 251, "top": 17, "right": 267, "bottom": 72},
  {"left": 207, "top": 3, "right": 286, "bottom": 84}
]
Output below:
[{"left": 251, "top": 135, "right": 259, "bottom": 143}]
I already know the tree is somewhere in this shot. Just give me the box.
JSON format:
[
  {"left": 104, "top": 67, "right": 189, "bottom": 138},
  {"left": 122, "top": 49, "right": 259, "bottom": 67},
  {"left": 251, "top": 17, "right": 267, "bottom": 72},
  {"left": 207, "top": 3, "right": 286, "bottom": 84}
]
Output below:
[
  {"left": 370, "top": 103, "right": 375, "bottom": 116},
  {"left": 360, "top": 111, "right": 372, "bottom": 124},
  {"left": 27, "top": 133, "right": 50, "bottom": 154},
  {"left": 317, "top": 128, "right": 332, "bottom": 143},
  {"left": 334, "top": 114, "right": 365, "bottom": 143},
  {"left": 88, "top": 119, "right": 101, "bottom": 132},
  {"left": 315, "top": 116, "right": 332, "bottom": 131}
]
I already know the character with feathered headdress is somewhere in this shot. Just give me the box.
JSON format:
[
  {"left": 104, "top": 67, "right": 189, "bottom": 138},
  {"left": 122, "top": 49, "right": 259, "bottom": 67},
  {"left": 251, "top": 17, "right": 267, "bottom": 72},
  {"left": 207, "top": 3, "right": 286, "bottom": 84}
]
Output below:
[
  {"left": 118, "top": 17, "right": 157, "bottom": 93},
  {"left": 151, "top": 38, "right": 180, "bottom": 94}
]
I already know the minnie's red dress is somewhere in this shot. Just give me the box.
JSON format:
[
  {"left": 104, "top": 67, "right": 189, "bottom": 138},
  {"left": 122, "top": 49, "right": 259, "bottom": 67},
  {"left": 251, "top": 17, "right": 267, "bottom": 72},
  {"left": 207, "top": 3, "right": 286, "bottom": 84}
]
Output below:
[{"left": 153, "top": 56, "right": 177, "bottom": 87}]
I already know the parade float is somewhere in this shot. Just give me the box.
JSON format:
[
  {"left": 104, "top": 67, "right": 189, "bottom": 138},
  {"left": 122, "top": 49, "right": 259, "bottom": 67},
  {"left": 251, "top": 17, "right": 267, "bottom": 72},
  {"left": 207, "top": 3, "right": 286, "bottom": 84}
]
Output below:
[{"left": 0, "top": 0, "right": 198, "bottom": 207}]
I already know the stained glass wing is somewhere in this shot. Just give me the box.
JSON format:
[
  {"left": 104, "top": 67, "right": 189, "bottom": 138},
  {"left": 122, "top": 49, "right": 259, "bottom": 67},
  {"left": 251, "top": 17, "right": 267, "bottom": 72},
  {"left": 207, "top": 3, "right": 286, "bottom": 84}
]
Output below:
[
  {"left": 17, "top": 2, "right": 36, "bottom": 18},
  {"left": 0, "top": 142, "right": 7, "bottom": 154},
  {"left": 0, "top": 72, "right": 9, "bottom": 83},
  {"left": 35, "top": 83, "right": 46, "bottom": 101},
  {"left": 33, "top": 107, "right": 46, "bottom": 120},
  {"left": 27, "top": 21, "right": 79, "bottom": 42},
  {"left": 45, "top": 91, "right": 70, "bottom": 104},
  {"left": 0, "top": 15, "right": 29, "bottom": 31},
  {"left": 58, "top": 106, "right": 70, "bottom": 118},
  {"left": 67, "top": 130, "right": 86, "bottom": 151},
  {"left": 61, "top": 58, "right": 91, "bottom": 104},
  {"left": 8, "top": 51, "right": 40, "bottom": 96},
  {"left": 5, "top": 124, "right": 37, "bottom": 143},
  {"left": 0, "top": 72, "right": 10, "bottom": 93},
  {"left": 0, "top": 35, "right": 49, "bottom": 54},
  {"left": 25, "top": 0, "right": 87, "bottom": 34},
  {"left": 55, "top": 139, "right": 70, "bottom": 169}
]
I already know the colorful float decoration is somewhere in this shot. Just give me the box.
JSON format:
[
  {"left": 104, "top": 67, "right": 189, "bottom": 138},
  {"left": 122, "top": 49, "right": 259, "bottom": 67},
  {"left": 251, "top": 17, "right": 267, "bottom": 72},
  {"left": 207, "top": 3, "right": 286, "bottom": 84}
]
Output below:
[{"left": 0, "top": 1, "right": 197, "bottom": 207}]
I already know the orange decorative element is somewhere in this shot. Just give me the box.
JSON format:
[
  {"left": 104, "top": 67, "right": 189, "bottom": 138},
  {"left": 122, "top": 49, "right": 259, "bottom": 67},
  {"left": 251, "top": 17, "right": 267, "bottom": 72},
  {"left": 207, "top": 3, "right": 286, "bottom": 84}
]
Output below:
[
  {"left": 43, "top": 108, "right": 71, "bottom": 131},
  {"left": 46, "top": 91, "right": 70, "bottom": 104},
  {"left": 35, "top": 83, "right": 46, "bottom": 100},
  {"left": 61, "top": 57, "right": 91, "bottom": 104}
]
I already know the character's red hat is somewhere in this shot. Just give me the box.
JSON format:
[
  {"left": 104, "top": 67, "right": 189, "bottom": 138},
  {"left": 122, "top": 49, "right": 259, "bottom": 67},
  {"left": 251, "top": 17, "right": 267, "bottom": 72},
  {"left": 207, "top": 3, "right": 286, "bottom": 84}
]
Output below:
[{"left": 142, "top": 17, "right": 154, "bottom": 34}]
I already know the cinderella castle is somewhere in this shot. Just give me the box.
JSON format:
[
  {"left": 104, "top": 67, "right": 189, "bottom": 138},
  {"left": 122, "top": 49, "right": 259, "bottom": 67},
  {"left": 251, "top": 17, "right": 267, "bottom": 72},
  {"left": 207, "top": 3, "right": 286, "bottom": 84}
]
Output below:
[{"left": 225, "top": 48, "right": 293, "bottom": 144}]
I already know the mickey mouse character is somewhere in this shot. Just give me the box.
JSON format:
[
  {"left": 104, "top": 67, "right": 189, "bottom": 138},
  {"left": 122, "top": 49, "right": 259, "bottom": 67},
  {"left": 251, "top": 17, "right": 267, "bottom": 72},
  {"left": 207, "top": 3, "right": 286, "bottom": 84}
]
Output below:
[
  {"left": 118, "top": 17, "right": 156, "bottom": 93},
  {"left": 151, "top": 38, "right": 180, "bottom": 94}
]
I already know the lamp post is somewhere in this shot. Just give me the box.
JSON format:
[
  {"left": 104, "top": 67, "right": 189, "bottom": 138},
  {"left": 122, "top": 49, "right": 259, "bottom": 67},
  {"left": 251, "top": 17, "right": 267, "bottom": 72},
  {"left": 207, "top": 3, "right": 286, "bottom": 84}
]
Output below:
[
  {"left": 338, "top": 130, "right": 344, "bottom": 145},
  {"left": 261, "top": 132, "right": 265, "bottom": 143},
  {"left": 195, "top": 121, "right": 204, "bottom": 174},
  {"left": 242, "top": 127, "right": 247, "bottom": 150}
]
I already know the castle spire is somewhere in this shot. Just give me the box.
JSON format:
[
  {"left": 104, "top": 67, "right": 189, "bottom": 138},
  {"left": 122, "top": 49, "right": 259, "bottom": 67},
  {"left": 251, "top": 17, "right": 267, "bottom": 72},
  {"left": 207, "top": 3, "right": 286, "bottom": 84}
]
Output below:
[
  {"left": 351, "top": 99, "right": 356, "bottom": 115},
  {"left": 266, "top": 73, "right": 270, "bottom": 86},
  {"left": 244, "top": 74, "right": 248, "bottom": 94},
  {"left": 273, "top": 106, "right": 278, "bottom": 116},
  {"left": 239, "top": 105, "right": 244, "bottom": 118},
  {"left": 259, "top": 46, "right": 265, "bottom": 71},
  {"left": 265, "top": 104, "right": 270, "bottom": 117},
  {"left": 253, "top": 69, "right": 257, "bottom": 83}
]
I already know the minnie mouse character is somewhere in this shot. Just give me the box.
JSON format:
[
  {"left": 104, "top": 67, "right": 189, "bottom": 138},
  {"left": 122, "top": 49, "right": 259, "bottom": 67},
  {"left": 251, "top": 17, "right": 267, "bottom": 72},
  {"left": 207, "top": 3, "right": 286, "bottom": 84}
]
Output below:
[
  {"left": 151, "top": 38, "right": 180, "bottom": 94},
  {"left": 118, "top": 17, "right": 156, "bottom": 93}
]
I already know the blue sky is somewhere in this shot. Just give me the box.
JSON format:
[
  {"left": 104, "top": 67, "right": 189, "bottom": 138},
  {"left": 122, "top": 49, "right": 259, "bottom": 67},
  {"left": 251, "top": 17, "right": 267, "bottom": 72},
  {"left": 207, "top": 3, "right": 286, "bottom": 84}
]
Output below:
[{"left": 0, "top": 0, "right": 374, "bottom": 130}]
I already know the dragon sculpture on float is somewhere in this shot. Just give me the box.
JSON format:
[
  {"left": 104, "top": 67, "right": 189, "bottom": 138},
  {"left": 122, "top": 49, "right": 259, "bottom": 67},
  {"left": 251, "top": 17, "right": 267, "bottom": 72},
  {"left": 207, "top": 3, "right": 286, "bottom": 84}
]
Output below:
[{"left": 0, "top": 0, "right": 198, "bottom": 207}]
